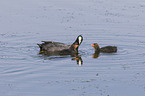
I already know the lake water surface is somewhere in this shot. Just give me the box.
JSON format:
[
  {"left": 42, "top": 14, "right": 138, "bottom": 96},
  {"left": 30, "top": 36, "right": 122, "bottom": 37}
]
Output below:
[{"left": 0, "top": 0, "right": 145, "bottom": 96}]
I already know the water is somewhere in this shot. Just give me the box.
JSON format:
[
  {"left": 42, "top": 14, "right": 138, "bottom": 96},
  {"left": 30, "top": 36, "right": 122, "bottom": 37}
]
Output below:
[{"left": 0, "top": 0, "right": 145, "bottom": 96}]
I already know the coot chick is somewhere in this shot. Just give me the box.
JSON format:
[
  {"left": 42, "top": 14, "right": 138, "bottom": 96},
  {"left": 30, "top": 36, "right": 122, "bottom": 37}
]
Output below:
[
  {"left": 37, "top": 35, "right": 83, "bottom": 55},
  {"left": 91, "top": 43, "right": 117, "bottom": 53}
]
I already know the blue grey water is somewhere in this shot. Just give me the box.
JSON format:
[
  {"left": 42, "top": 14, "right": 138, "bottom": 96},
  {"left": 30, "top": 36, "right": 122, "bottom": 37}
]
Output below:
[{"left": 0, "top": 0, "right": 145, "bottom": 96}]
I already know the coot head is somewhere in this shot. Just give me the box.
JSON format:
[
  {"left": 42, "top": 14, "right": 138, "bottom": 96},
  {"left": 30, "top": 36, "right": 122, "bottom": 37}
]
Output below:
[
  {"left": 73, "top": 35, "right": 83, "bottom": 51},
  {"left": 73, "top": 35, "right": 83, "bottom": 45},
  {"left": 91, "top": 43, "right": 100, "bottom": 52}
]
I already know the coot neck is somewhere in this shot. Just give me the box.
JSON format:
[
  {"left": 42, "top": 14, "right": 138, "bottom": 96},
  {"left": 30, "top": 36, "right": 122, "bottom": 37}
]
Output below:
[
  {"left": 95, "top": 46, "right": 101, "bottom": 53},
  {"left": 69, "top": 45, "right": 78, "bottom": 53}
]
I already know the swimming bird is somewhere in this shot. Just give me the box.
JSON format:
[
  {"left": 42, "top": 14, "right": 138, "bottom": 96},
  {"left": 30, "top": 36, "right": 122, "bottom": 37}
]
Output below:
[
  {"left": 37, "top": 35, "right": 83, "bottom": 55},
  {"left": 91, "top": 43, "right": 117, "bottom": 53}
]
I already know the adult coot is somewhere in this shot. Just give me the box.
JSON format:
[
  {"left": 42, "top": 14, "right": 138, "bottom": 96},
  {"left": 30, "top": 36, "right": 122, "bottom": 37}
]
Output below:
[{"left": 38, "top": 35, "right": 83, "bottom": 55}]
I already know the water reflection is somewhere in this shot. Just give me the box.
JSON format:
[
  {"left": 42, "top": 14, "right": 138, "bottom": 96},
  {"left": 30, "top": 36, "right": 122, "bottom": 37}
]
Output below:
[
  {"left": 92, "top": 52, "right": 117, "bottom": 59},
  {"left": 72, "top": 55, "right": 83, "bottom": 66},
  {"left": 39, "top": 52, "right": 83, "bottom": 66},
  {"left": 92, "top": 52, "right": 100, "bottom": 58}
]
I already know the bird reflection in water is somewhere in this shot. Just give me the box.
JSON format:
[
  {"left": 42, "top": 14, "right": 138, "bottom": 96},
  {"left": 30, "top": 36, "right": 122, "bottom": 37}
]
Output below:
[
  {"left": 72, "top": 55, "right": 83, "bottom": 66},
  {"left": 39, "top": 52, "right": 83, "bottom": 66},
  {"left": 92, "top": 52, "right": 100, "bottom": 58}
]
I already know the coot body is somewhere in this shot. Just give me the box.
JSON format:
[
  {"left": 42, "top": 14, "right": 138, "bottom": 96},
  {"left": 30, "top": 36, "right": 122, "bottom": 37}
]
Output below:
[
  {"left": 91, "top": 43, "right": 117, "bottom": 53},
  {"left": 38, "top": 35, "right": 83, "bottom": 55}
]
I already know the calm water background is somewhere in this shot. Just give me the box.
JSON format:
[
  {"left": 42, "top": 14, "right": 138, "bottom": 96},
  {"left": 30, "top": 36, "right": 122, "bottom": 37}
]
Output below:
[{"left": 0, "top": 0, "right": 145, "bottom": 96}]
